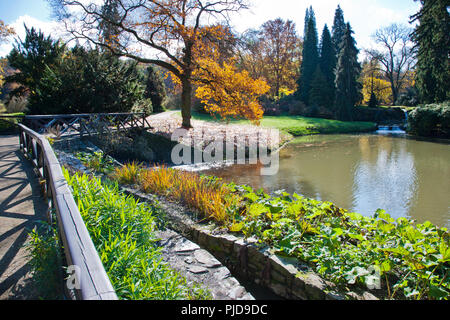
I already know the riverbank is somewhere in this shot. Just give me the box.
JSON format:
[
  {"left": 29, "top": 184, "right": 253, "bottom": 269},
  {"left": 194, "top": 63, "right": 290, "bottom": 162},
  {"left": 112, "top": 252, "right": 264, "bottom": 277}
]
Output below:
[{"left": 51, "top": 133, "right": 449, "bottom": 300}]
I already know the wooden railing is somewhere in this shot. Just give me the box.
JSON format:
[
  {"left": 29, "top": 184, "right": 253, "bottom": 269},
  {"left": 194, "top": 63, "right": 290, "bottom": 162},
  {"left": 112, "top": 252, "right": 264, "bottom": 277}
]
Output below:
[
  {"left": 18, "top": 123, "right": 118, "bottom": 300},
  {"left": 22, "top": 112, "right": 150, "bottom": 135}
]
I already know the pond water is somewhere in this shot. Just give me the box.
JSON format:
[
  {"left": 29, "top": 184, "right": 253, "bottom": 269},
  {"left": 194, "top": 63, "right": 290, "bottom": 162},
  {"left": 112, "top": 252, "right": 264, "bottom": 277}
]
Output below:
[{"left": 202, "top": 133, "right": 450, "bottom": 228}]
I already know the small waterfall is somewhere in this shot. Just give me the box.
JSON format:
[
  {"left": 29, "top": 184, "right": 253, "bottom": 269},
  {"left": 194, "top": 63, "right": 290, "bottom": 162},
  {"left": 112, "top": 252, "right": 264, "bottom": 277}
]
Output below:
[{"left": 377, "top": 124, "right": 406, "bottom": 134}]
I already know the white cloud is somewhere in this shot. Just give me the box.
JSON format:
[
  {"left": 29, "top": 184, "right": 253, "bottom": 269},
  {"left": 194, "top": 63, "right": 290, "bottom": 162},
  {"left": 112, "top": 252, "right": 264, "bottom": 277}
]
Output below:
[{"left": 0, "top": 15, "right": 69, "bottom": 57}]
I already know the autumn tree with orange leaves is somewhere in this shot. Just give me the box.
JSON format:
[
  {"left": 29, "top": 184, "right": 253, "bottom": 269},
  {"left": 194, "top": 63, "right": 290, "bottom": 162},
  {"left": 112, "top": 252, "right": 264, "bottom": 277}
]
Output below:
[
  {"left": 0, "top": 20, "right": 15, "bottom": 95},
  {"left": 50, "top": 0, "right": 269, "bottom": 127}
]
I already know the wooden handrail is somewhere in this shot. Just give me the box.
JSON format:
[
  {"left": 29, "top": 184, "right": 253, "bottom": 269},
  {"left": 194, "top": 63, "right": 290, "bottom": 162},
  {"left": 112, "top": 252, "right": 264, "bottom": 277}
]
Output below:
[{"left": 18, "top": 124, "right": 118, "bottom": 300}]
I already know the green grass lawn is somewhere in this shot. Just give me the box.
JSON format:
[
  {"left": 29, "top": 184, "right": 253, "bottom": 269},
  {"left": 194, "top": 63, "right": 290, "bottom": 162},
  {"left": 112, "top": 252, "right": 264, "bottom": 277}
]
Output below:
[{"left": 185, "top": 112, "right": 377, "bottom": 137}]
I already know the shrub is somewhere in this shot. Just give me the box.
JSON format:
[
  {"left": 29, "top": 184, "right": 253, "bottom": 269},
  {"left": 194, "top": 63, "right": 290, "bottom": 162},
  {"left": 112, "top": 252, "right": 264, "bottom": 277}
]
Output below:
[{"left": 407, "top": 102, "right": 450, "bottom": 138}]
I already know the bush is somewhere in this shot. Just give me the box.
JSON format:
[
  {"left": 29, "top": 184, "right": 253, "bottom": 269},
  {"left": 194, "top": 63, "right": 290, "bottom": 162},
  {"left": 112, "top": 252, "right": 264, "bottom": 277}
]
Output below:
[
  {"left": 407, "top": 102, "right": 450, "bottom": 138},
  {"left": 396, "top": 87, "right": 420, "bottom": 107},
  {"left": 353, "top": 106, "right": 406, "bottom": 124}
]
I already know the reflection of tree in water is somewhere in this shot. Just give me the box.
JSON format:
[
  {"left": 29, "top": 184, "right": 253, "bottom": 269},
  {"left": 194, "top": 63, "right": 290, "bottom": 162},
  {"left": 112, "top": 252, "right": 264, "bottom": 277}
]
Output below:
[
  {"left": 204, "top": 135, "right": 450, "bottom": 228},
  {"left": 353, "top": 137, "right": 417, "bottom": 220}
]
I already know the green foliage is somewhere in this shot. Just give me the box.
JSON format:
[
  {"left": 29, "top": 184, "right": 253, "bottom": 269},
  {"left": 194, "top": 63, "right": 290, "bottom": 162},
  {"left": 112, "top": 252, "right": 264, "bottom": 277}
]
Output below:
[
  {"left": 296, "top": 6, "right": 319, "bottom": 104},
  {"left": 407, "top": 102, "right": 450, "bottom": 138},
  {"left": 26, "top": 221, "right": 64, "bottom": 300},
  {"left": 31, "top": 47, "right": 147, "bottom": 114},
  {"left": 396, "top": 87, "right": 419, "bottom": 107},
  {"left": 309, "top": 65, "right": 333, "bottom": 108},
  {"left": 318, "top": 25, "right": 336, "bottom": 109},
  {"left": 6, "top": 25, "right": 65, "bottom": 100},
  {"left": 331, "top": 5, "right": 346, "bottom": 58},
  {"left": 76, "top": 150, "right": 116, "bottom": 174},
  {"left": 334, "top": 23, "right": 362, "bottom": 121},
  {"left": 64, "top": 168, "right": 211, "bottom": 300},
  {"left": 6, "top": 26, "right": 148, "bottom": 115},
  {"left": 368, "top": 91, "right": 379, "bottom": 108},
  {"left": 145, "top": 65, "right": 167, "bottom": 114},
  {"left": 118, "top": 160, "right": 447, "bottom": 299},
  {"left": 226, "top": 184, "right": 450, "bottom": 300},
  {"left": 411, "top": 0, "right": 450, "bottom": 104}
]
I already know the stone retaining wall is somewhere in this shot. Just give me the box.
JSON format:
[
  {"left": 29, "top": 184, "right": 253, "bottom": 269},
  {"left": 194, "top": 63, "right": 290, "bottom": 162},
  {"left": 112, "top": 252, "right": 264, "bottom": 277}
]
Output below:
[{"left": 121, "top": 187, "right": 379, "bottom": 301}]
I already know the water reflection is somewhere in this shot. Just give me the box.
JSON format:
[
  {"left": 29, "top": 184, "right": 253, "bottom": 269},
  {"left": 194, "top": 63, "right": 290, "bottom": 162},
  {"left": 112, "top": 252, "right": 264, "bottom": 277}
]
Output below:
[
  {"left": 202, "top": 134, "right": 450, "bottom": 228},
  {"left": 353, "top": 136, "right": 417, "bottom": 221}
]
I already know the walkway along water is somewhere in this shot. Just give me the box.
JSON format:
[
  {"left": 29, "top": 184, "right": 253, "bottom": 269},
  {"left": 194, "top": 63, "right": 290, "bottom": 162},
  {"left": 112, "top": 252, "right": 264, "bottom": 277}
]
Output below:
[{"left": 0, "top": 135, "right": 47, "bottom": 299}]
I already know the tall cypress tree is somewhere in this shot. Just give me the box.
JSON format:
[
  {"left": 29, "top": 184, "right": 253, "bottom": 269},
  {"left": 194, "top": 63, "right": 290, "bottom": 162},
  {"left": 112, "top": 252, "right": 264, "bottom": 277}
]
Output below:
[
  {"left": 331, "top": 5, "right": 346, "bottom": 58},
  {"left": 334, "top": 23, "right": 362, "bottom": 121},
  {"left": 411, "top": 0, "right": 450, "bottom": 103},
  {"left": 319, "top": 25, "right": 336, "bottom": 109},
  {"left": 296, "top": 6, "right": 319, "bottom": 104}
]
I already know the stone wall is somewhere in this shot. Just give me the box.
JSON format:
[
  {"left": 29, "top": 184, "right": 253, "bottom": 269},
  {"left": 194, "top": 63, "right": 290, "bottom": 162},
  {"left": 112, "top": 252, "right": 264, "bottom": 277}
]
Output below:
[{"left": 122, "top": 187, "right": 379, "bottom": 301}]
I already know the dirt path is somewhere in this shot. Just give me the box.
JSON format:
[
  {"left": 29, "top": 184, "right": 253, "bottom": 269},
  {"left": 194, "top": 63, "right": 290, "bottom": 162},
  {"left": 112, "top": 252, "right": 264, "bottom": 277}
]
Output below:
[{"left": 0, "top": 135, "right": 47, "bottom": 300}]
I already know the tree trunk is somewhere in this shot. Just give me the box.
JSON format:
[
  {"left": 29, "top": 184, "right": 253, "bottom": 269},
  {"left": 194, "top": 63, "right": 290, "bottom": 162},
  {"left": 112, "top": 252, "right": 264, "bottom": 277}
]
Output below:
[{"left": 181, "top": 75, "right": 193, "bottom": 129}]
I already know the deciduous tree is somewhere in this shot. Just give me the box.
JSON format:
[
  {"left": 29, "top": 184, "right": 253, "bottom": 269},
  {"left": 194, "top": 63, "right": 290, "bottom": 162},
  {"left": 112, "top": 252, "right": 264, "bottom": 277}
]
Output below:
[
  {"left": 237, "top": 18, "right": 301, "bottom": 98},
  {"left": 194, "top": 57, "right": 269, "bottom": 123},
  {"left": 51, "top": 0, "right": 262, "bottom": 128},
  {"left": 0, "top": 20, "right": 15, "bottom": 95},
  {"left": 366, "top": 23, "right": 415, "bottom": 105}
]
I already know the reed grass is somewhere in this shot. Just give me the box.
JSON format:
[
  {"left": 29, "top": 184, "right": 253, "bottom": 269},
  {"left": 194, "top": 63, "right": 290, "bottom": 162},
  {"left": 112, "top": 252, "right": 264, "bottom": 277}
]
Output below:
[{"left": 137, "top": 166, "right": 241, "bottom": 225}]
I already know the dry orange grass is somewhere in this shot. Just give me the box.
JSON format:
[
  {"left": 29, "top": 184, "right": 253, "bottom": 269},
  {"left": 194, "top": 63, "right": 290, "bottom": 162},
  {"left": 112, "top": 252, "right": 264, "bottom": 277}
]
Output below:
[
  {"left": 113, "top": 162, "right": 142, "bottom": 185},
  {"left": 138, "top": 166, "right": 240, "bottom": 224}
]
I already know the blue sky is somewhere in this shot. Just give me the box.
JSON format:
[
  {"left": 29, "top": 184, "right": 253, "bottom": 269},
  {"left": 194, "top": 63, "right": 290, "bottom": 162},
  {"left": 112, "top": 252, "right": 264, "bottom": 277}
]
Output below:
[
  {"left": 0, "top": 0, "right": 421, "bottom": 57},
  {"left": 0, "top": 0, "right": 52, "bottom": 24}
]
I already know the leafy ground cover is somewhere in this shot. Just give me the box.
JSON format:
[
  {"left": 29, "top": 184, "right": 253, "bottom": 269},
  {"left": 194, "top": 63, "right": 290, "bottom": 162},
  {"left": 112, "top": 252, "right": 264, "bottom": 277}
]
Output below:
[{"left": 112, "top": 163, "right": 449, "bottom": 300}]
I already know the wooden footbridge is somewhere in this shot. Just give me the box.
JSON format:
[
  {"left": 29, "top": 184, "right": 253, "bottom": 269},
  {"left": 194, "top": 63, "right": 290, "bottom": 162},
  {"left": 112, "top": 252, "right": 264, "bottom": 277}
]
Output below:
[{"left": 0, "top": 113, "right": 151, "bottom": 300}]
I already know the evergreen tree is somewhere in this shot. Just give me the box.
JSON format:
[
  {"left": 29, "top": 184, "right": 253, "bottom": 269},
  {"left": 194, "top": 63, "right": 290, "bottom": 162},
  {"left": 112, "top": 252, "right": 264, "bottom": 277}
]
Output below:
[
  {"left": 319, "top": 25, "right": 336, "bottom": 109},
  {"left": 145, "top": 65, "right": 167, "bottom": 114},
  {"left": 309, "top": 65, "right": 332, "bottom": 108},
  {"left": 99, "top": 0, "right": 121, "bottom": 48},
  {"left": 31, "top": 47, "right": 149, "bottom": 115},
  {"left": 368, "top": 92, "right": 379, "bottom": 108},
  {"left": 334, "top": 23, "right": 362, "bottom": 121},
  {"left": 296, "top": 6, "right": 319, "bottom": 104},
  {"left": 331, "top": 5, "right": 346, "bottom": 56},
  {"left": 6, "top": 25, "right": 65, "bottom": 99},
  {"left": 411, "top": 0, "right": 450, "bottom": 103}
]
